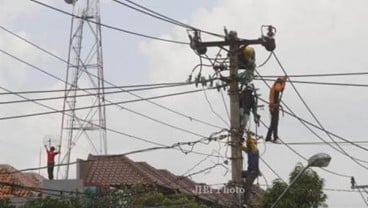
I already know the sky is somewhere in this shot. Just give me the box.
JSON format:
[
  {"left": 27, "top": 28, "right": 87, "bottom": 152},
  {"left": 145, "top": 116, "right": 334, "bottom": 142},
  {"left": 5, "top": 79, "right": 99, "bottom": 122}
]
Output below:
[{"left": 0, "top": 0, "right": 368, "bottom": 207}]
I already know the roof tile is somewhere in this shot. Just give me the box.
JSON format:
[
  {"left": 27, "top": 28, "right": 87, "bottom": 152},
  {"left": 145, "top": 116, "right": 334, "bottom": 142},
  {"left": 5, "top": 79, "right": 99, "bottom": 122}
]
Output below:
[{"left": 0, "top": 164, "right": 44, "bottom": 199}]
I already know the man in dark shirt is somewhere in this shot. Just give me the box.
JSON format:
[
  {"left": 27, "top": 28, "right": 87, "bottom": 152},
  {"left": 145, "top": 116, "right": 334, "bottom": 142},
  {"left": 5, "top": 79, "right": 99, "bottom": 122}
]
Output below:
[{"left": 239, "top": 86, "right": 260, "bottom": 131}]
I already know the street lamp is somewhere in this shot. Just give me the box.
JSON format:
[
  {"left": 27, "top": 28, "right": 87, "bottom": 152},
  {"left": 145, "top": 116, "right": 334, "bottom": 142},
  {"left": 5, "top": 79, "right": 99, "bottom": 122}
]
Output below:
[{"left": 270, "top": 153, "right": 331, "bottom": 208}]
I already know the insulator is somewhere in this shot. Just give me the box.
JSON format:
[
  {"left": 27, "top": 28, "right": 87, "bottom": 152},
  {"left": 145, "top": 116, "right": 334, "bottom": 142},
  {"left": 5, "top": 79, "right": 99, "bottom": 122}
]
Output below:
[
  {"left": 209, "top": 75, "right": 213, "bottom": 87},
  {"left": 187, "top": 75, "right": 192, "bottom": 82},
  {"left": 216, "top": 83, "right": 221, "bottom": 92},
  {"left": 201, "top": 76, "right": 206, "bottom": 86},
  {"left": 195, "top": 76, "right": 199, "bottom": 87}
]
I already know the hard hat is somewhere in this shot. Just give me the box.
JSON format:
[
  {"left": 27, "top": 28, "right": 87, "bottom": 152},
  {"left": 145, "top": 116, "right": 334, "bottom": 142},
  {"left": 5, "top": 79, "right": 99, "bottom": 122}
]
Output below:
[
  {"left": 276, "top": 76, "right": 287, "bottom": 83},
  {"left": 243, "top": 46, "right": 255, "bottom": 60}
]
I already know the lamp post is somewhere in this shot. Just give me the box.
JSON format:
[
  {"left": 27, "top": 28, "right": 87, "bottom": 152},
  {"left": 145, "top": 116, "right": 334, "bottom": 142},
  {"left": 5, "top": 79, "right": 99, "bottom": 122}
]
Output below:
[{"left": 270, "top": 153, "right": 331, "bottom": 208}]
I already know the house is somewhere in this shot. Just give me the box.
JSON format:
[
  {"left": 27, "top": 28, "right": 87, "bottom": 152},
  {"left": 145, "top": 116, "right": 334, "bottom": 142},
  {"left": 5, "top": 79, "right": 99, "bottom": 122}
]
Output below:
[
  {"left": 77, "top": 154, "right": 264, "bottom": 207},
  {"left": 0, "top": 164, "right": 44, "bottom": 204}
]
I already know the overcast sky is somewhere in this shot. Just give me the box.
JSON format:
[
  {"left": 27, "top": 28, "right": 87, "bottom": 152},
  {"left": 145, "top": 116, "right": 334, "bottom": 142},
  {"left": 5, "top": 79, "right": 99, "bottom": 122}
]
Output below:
[{"left": 1, "top": 0, "right": 368, "bottom": 207}]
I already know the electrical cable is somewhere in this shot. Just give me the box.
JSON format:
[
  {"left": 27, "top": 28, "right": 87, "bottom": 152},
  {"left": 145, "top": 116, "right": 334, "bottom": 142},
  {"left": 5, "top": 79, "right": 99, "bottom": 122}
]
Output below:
[
  {"left": 358, "top": 188, "right": 368, "bottom": 207},
  {"left": 260, "top": 71, "right": 368, "bottom": 78},
  {"left": 324, "top": 188, "right": 360, "bottom": 193},
  {"left": 258, "top": 118, "right": 352, "bottom": 178},
  {"left": 255, "top": 70, "right": 368, "bottom": 168},
  {"left": 0, "top": 85, "right": 217, "bottom": 122},
  {"left": 220, "top": 84, "right": 231, "bottom": 122},
  {"left": 0, "top": 48, "right": 223, "bottom": 140},
  {"left": 258, "top": 95, "right": 368, "bottom": 163},
  {"left": 0, "top": 83, "right": 195, "bottom": 105},
  {"left": 277, "top": 141, "right": 368, "bottom": 146},
  {"left": 0, "top": 24, "right": 224, "bottom": 130},
  {"left": 203, "top": 87, "right": 230, "bottom": 128},
  {"left": 0, "top": 85, "right": 228, "bottom": 162},
  {"left": 0, "top": 181, "right": 84, "bottom": 197},
  {"left": 259, "top": 156, "right": 286, "bottom": 183},
  {"left": 0, "top": 81, "right": 194, "bottom": 95},
  {"left": 181, "top": 153, "right": 213, "bottom": 176},
  {"left": 272, "top": 52, "right": 368, "bottom": 169},
  {"left": 1, "top": 141, "right": 228, "bottom": 200},
  {"left": 29, "top": 0, "right": 188, "bottom": 45},
  {"left": 195, "top": 54, "right": 230, "bottom": 127},
  {"left": 7, "top": 131, "right": 229, "bottom": 175},
  {"left": 112, "top": 0, "right": 225, "bottom": 38},
  {"left": 254, "top": 78, "right": 368, "bottom": 88},
  {"left": 256, "top": 52, "right": 272, "bottom": 68}
]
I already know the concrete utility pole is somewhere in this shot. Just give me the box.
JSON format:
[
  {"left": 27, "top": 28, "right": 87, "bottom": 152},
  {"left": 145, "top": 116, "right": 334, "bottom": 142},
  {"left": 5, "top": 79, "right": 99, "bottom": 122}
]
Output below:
[
  {"left": 228, "top": 31, "right": 243, "bottom": 186},
  {"left": 189, "top": 26, "right": 276, "bottom": 206}
]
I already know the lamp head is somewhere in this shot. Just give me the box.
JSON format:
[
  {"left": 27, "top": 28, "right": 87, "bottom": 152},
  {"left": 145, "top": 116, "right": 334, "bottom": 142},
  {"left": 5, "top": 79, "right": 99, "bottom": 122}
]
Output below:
[{"left": 308, "top": 153, "right": 331, "bottom": 167}]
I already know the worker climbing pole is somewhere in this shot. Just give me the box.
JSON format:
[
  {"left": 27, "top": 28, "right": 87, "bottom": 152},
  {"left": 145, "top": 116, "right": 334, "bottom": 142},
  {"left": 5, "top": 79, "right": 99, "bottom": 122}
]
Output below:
[{"left": 188, "top": 26, "right": 276, "bottom": 207}]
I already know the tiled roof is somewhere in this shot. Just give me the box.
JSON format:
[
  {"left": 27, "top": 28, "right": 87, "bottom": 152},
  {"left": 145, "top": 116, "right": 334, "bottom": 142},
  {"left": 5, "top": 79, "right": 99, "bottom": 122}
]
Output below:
[
  {"left": 0, "top": 164, "right": 44, "bottom": 199},
  {"left": 83, "top": 155, "right": 153, "bottom": 186},
  {"left": 78, "top": 154, "right": 263, "bottom": 206}
]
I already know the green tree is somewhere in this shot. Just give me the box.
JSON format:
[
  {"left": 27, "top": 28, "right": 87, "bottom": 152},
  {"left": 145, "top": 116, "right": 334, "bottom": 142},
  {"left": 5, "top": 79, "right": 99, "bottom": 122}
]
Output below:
[
  {"left": 261, "top": 162, "right": 327, "bottom": 208},
  {"left": 18, "top": 185, "right": 213, "bottom": 208},
  {"left": 0, "top": 199, "right": 15, "bottom": 208}
]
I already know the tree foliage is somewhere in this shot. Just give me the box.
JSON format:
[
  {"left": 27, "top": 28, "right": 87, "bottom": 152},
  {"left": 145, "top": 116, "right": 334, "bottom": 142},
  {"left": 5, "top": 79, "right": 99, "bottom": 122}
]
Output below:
[
  {"left": 0, "top": 199, "right": 15, "bottom": 208},
  {"left": 8, "top": 184, "right": 211, "bottom": 208},
  {"left": 261, "top": 162, "right": 327, "bottom": 208}
]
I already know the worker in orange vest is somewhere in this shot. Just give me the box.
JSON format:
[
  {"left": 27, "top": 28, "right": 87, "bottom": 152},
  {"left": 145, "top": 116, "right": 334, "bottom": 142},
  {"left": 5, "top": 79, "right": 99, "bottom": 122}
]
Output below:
[{"left": 265, "top": 76, "right": 287, "bottom": 143}]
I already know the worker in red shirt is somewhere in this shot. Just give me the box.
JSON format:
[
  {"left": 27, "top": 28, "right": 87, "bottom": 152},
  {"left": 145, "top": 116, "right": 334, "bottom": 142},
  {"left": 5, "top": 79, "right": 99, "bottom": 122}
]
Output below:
[
  {"left": 44, "top": 145, "right": 60, "bottom": 180},
  {"left": 265, "top": 76, "right": 287, "bottom": 143}
]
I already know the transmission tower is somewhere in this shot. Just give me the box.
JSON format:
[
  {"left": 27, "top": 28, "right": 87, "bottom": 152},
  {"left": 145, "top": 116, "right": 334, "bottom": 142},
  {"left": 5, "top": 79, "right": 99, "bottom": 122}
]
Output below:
[{"left": 58, "top": 0, "right": 107, "bottom": 179}]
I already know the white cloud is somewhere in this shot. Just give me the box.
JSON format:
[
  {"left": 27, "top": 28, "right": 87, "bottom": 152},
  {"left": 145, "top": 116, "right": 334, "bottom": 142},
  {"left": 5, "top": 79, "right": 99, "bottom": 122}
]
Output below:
[{"left": 1, "top": 0, "right": 368, "bottom": 206}]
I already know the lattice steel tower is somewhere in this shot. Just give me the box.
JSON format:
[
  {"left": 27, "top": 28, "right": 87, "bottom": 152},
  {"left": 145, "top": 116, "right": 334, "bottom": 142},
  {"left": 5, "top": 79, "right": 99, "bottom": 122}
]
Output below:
[{"left": 58, "top": 0, "right": 107, "bottom": 179}]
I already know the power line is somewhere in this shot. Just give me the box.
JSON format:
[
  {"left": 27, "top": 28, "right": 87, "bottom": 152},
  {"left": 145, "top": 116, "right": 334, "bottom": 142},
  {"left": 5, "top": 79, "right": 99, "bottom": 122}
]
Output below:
[
  {"left": 0, "top": 24, "right": 224, "bottom": 130},
  {"left": 1, "top": 139, "right": 227, "bottom": 199},
  {"left": 254, "top": 78, "right": 368, "bottom": 88},
  {"left": 0, "top": 84, "right": 230, "bottom": 161},
  {"left": 256, "top": 72, "right": 366, "bottom": 176},
  {"left": 0, "top": 83, "right": 202, "bottom": 105},
  {"left": 8, "top": 133, "right": 228, "bottom": 174},
  {"left": 0, "top": 81, "right": 193, "bottom": 95},
  {"left": 259, "top": 156, "right": 286, "bottom": 183},
  {"left": 358, "top": 188, "right": 368, "bottom": 207},
  {"left": 0, "top": 181, "right": 84, "bottom": 197},
  {"left": 260, "top": 71, "right": 368, "bottom": 78},
  {"left": 272, "top": 52, "right": 368, "bottom": 170},
  {"left": 258, "top": 118, "right": 352, "bottom": 178},
  {"left": 203, "top": 87, "right": 230, "bottom": 127},
  {"left": 256, "top": 52, "right": 272, "bottom": 68},
  {"left": 324, "top": 188, "right": 361, "bottom": 193},
  {"left": 111, "top": 0, "right": 189, "bottom": 28},
  {"left": 0, "top": 85, "right": 216, "bottom": 123},
  {"left": 111, "top": 0, "right": 225, "bottom": 38},
  {"left": 220, "top": 90, "right": 231, "bottom": 123},
  {"left": 0, "top": 48, "right": 222, "bottom": 139},
  {"left": 279, "top": 141, "right": 368, "bottom": 146},
  {"left": 29, "top": 0, "right": 188, "bottom": 45},
  {"left": 258, "top": 96, "right": 368, "bottom": 162},
  {"left": 255, "top": 68, "right": 368, "bottom": 169},
  {"left": 256, "top": 183, "right": 362, "bottom": 193},
  {"left": 182, "top": 153, "right": 213, "bottom": 176}
]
